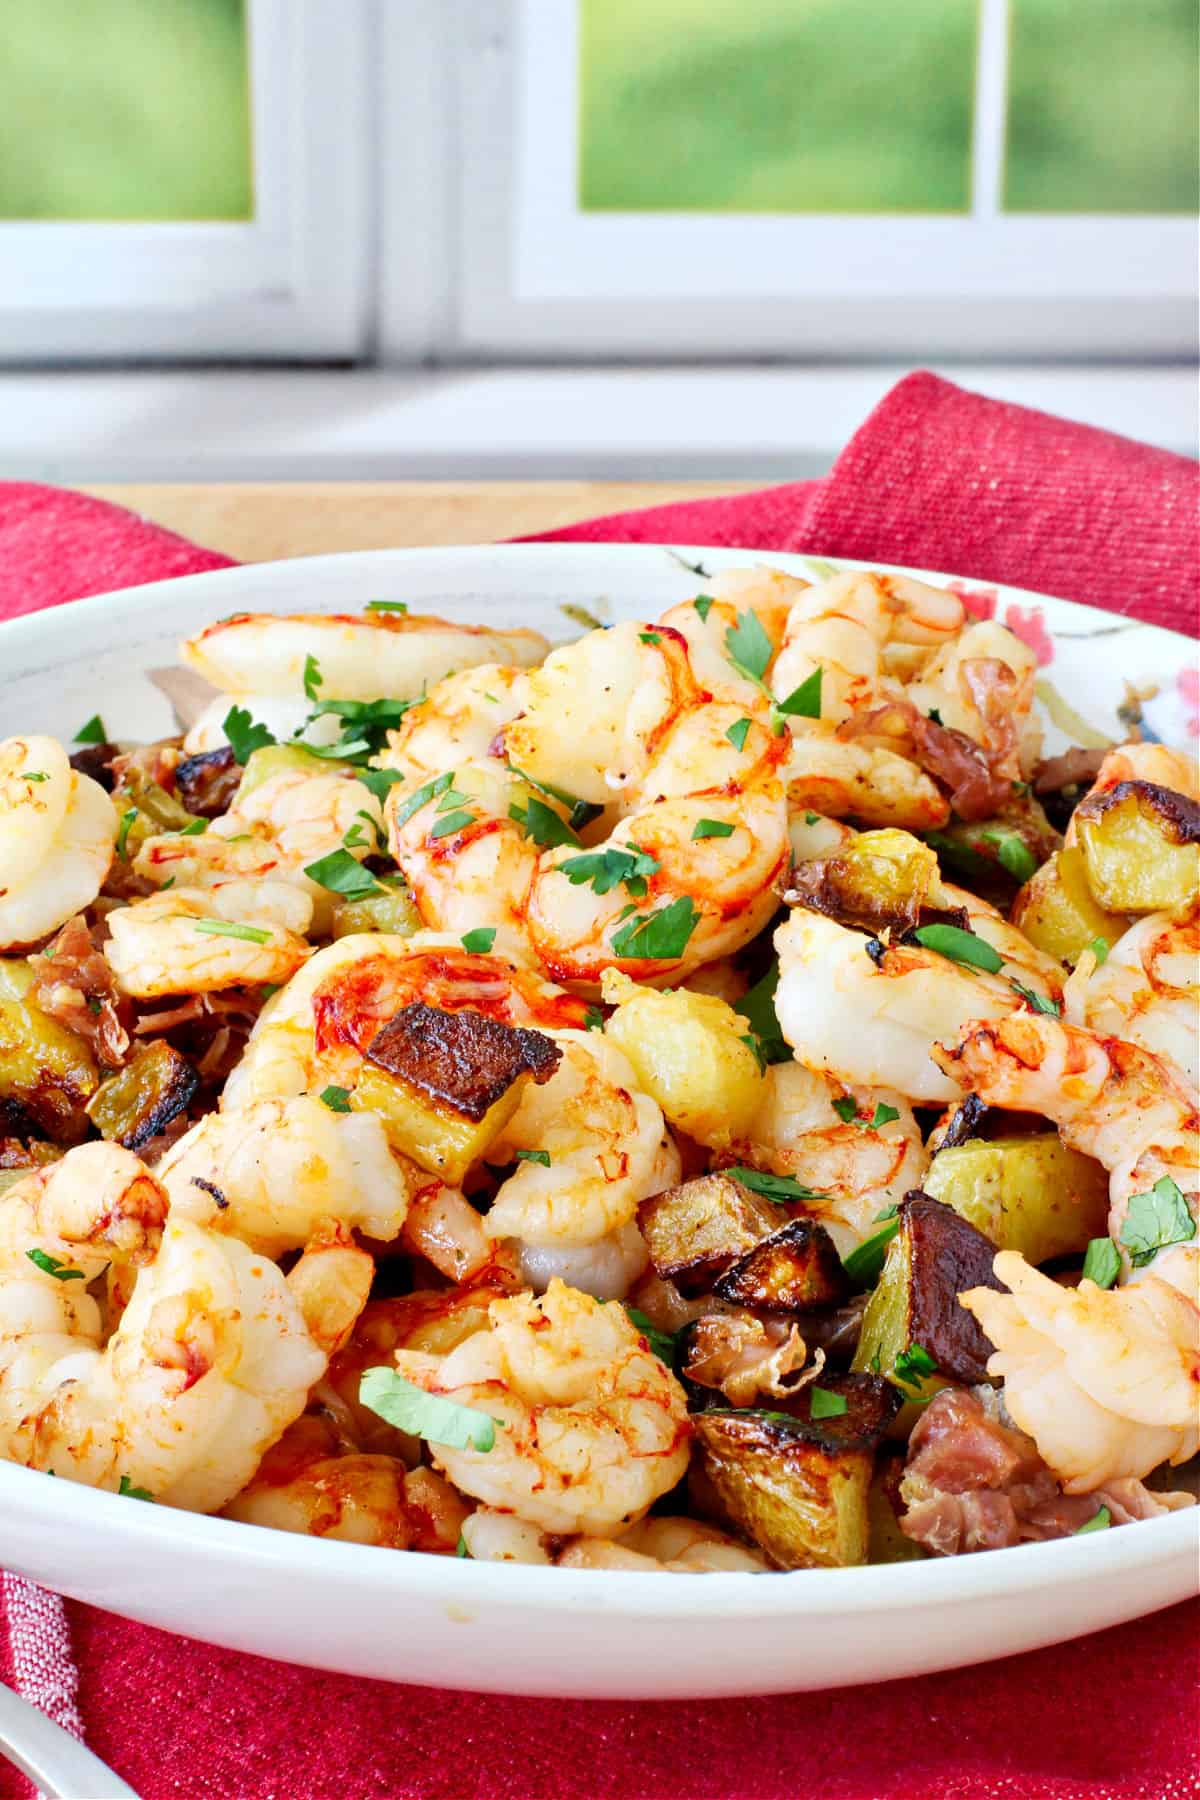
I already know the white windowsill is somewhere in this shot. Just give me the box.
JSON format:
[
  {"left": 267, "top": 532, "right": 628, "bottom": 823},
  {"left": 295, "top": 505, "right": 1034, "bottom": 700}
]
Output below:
[{"left": 1, "top": 364, "right": 1194, "bottom": 485}]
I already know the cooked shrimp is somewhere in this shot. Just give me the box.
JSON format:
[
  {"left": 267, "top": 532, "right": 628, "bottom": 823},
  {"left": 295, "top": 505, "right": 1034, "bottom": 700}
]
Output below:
[
  {"left": 223, "top": 930, "right": 586, "bottom": 1108},
  {"left": 0, "top": 736, "right": 115, "bottom": 949},
  {"left": 774, "top": 908, "right": 1023, "bottom": 1103},
  {"left": 284, "top": 1223, "right": 375, "bottom": 1357},
  {"left": 558, "top": 1516, "right": 769, "bottom": 1573},
  {"left": 0, "top": 1144, "right": 324, "bottom": 1511},
  {"left": 933, "top": 1013, "right": 1199, "bottom": 1287},
  {"left": 401, "top": 1184, "right": 522, "bottom": 1288},
  {"left": 222, "top": 1414, "right": 468, "bottom": 1550},
  {"left": 657, "top": 567, "right": 803, "bottom": 705},
  {"left": 905, "top": 619, "right": 1041, "bottom": 777},
  {"left": 782, "top": 729, "right": 950, "bottom": 830},
  {"left": 377, "top": 665, "right": 529, "bottom": 784},
  {"left": 483, "top": 1032, "right": 671, "bottom": 1250},
  {"left": 158, "top": 1096, "right": 413, "bottom": 1259},
  {"left": 1068, "top": 902, "right": 1199, "bottom": 1086},
  {"left": 516, "top": 1217, "right": 654, "bottom": 1303},
  {"left": 771, "top": 570, "right": 964, "bottom": 727},
  {"left": 390, "top": 1279, "right": 690, "bottom": 1535},
  {"left": 724, "top": 1060, "right": 928, "bottom": 1254},
  {"left": 961, "top": 1251, "right": 1200, "bottom": 1491},
  {"left": 459, "top": 1506, "right": 553, "bottom": 1564},
  {"left": 104, "top": 880, "right": 312, "bottom": 999},
  {"left": 680, "top": 1312, "right": 813, "bottom": 1407}
]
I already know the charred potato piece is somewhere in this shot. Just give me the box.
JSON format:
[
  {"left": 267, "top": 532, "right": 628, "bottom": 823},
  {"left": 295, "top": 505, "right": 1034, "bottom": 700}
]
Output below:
[
  {"left": 350, "top": 1001, "right": 560, "bottom": 1183},
  {"left": 1010, "top": 845, "right": 1130, "bottom": 966},
  {"left": 1073, "top": 781, "right": 1200, "bottom": 914},
  {"left": 86, "top": 1040, "right": 198, "bottom": 1152},
  {"left": 714, "top": 1217, "right": 848, "bottom": 1313},
  {"left": 0, "top": 960, "right": 98, "bottom": 1143},
  {"left": 923, "top": 1133, "right": 1109, "bottom": 1265},
  {"left": 0, "top": 1135, "right": 61, "bottom": 1196},
  {"left": 693, "top": 1373, "right": 900, "bottom": 1568},
  {"left": 330, "top": 877, "right": 423, "bottom": 941},
  {"left": 174, "top": 745, "right": 241, "bottom": 818},
  {"left": 638, "top": 1172, "right": 781, "bottom": 1297},
  {"left": 852, "top": 1193, "right": 1002, "bottom": 1411},
  {"left": 787, "top": 829, "right": 939, "bottom": 935}
]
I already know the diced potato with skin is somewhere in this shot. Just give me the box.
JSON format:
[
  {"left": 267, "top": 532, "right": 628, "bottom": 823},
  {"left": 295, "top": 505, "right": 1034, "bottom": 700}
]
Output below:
[
  {"left": 638, "top": 1172, "right": 781, "bottom": 1296},
  {"left": 853, "top": 1193, "right": 1002, "bottom": 1424},
  {"left": 923, "top": 1134, "right": 1110, "bottom": 1266},
  {"left": 713, "top": 1218, "right": 849, "bottom": 1313},
  {"left": 349, "top": 1001, "right": 560, "bottom": 1183},
  {"left": 86, "top": 1041, "right": 198, "bottom": 1152},
  {"left": 330, "top": 878, "right": 423, "bottom": 941},
  {"left": 599, "top": 970, "right": 763, "bottom": 1148},
  {"left": 693, "top": 1373, "right": 900, "bottom": 1569},
  {"left": 785, "top": 828, "right": 940, "bottom": 936},
  {"left": 1073, "top": 780, "right": 1200, "bottom": 914},
  {"left": 0, "top": 960, "right": 98, "bottom": 1143},
  {"left": 1011, "top": 846, "right": 1130, "bottom": 966}
]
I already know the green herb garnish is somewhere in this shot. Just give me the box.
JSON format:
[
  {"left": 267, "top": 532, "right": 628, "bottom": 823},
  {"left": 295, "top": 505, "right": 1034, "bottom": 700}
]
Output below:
[
  {"left": 115, "top": 806, "right": 138, "bottom": 860},
  {"left": 223, "top": 704, "right": 276, "bottom": 764},
  {"left": 980, "top": 829, "right": 1038, "bottom": 884},
  {"left": 692, "top": 595, "right": 715, "bottom": 622},
  {"left": 73, "top": 714, "right": 107, "bottom": 745},
  {"left": 303, "top": 848, "right": 386, "bottom": 901},
  {"left": 724, "top": 610, "right": 773, "bottom": 685},
  {"left": 1082, "top": 1237, "right": 1121, "bottom": 1289},
  {"left": 515, "top": 1149, "right": 551, "bottom": 1168},
  {"left": 508, "top": 796, "right": 582, "bottom": 849},
  {"left": 893, "top": 1343, "right": 938, "bottom": 1390},
  {"left": 558, "top": 844, "right": 660, "bottom": 898},
  {"left": 625, "top": 1307, "right": 677, "bottom": 1365},
  {"left": 842, "top": 1219, "right": 900, "bottom": 1285},
  {"left": 725, "top": 718, "right": 752, "bottom": 752},
  {"left": 118, "top": 1476, "right": 154, "bottom": 1501},
  {"left": 1075, "top": 1505, "right": 1111, "bottom": 1534},
  {"left": 735, "top": 960, "right": 791, "bottom": 1066},
  {"left": 1086, "top": 936, "right": 1110, "bottom": 966},
  {"left": 692, "top": 819, "right": 734, "bottom": 841},
  {"left": 912, "top": 923, "right": 1004, "bottom": 974},
  {"left": 461, "top": 927, "right": 497, "bottom": 954},
  {"left": 772, "top": 667, "right": 823, "bottom": 721},
  {"left": 832, "top": 1098, "right": 900, "bottom": 1130},
  {"left": 320, "top": 1085, "right": 352, "bottom": 1113},
  {"left": 559, "top": 602, "right": 604, "bottom": 631},
  {"left": 610, "top": 896, "right": 700, "bottom": 961},
  {"left": 809, "top": 1386, "right": 849, "bottom": 1420},
  {"left": 359, "top": 1369, "right": 498, "bottom": 1452},
  {"left": 724, "top": 1167, "right": 828, "bottom": 1202},
  {"left": 365, "top": 599, "right": 408, "bottom": 615},
  {"left": 583, "top": 1006, "right": 606, "bottom": 1032},
  {"left": 26, "top": 1248, "right": 86, "bottom": 1282},
  {"left": 639, "top": 631, "right": 662, "bottom": 646},
  {"left": 177, "top": 817, "right": 208, "bottom": 837},
  {"left": 1010, "top": 979, "right": 1061, "bottom": 1017},
  {"left": 1119, "top": 1176, "right": 1196, "bottom": 1269},
  {"left": 506, "top": 766, "right": 603, "bottom": 833},
  {"left": 429, "top": 809, "right": 476, "bottom": 840},
  {"left": 193, "top": 919, "right": 272, "bottom": 944},
  {"left": 303, "top": 654, "right": 323, "bottom": 702}
]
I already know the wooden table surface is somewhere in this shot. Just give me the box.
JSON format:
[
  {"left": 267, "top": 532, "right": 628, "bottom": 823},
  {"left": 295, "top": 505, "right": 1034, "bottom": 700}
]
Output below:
[{"left": 85, "top": 481, "right": 750, "bottom": 564}]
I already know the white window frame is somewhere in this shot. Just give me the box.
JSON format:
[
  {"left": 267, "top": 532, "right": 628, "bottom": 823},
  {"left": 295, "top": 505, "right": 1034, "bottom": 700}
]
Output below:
[
  {"left": 383, "top": 0, "right": 1196, "bottom": 361},
  {"left": 0, "top": 0, "right": 370, "bottom": 363}
]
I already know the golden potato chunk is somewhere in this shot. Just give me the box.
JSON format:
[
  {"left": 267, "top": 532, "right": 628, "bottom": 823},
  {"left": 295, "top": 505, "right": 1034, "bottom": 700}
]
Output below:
[
  {"left": 923, "top": 1134, "right": 1109, "bottom": 1265},
  {"left": 0, "top": 960, "right": 98, "bottom": 1143},
  {"left": 86, "top": 1040, "right": 198, "bottom": 1152},
  {"left": 787, "top": 828, "right": 939, "bottom": 935},
  {"left": 713, "top": 1218, "right": 848, "bottom": 1313},
  {"left": 1011, "top": 846, "right": 1130, "bottom": 965},
  {"left": 638, "top": 1172, "right": 781, "bottom": 1296},
  {"left": 1074, "top": 781, "right": 1200, "bottom": 914},
  {"left": 330, "top": 878, "right": 423, "bottom": 941},
  {"left": 600, "top": 971, "right": 763, "bottom": 1147}
]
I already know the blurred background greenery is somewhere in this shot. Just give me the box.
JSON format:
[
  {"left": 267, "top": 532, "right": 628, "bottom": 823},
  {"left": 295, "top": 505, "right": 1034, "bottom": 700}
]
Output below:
[
  {"left": 0, "top": 0, "right": 251, "bottom": 220},
  {"left": 580, "top": 0, "right": 1199, "bottom": 215}
]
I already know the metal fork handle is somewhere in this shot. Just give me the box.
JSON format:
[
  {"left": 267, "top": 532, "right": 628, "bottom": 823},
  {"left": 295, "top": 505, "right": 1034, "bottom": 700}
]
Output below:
[{"left": 0, "top": 1682, "right": 140, "bottom": 1799}]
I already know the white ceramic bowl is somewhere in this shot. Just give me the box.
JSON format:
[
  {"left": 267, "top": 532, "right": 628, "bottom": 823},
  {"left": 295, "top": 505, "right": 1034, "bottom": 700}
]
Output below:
[{"left": 1, "top": 544, "right": 1196, "bottom": 1700}]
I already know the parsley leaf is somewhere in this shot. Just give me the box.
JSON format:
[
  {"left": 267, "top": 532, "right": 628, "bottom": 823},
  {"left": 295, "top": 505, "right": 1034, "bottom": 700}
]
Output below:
[
  {"left": 692, "top": 595, "right": 715, "bottom": 622},
  {"left": 625, "top": 1306, "right": 677, "bottom": 1365},
  {"left": 320, "top": 1085, "right": 352, "bottom": 1113},
  {"left": 913, "top": 923, "right": 1004, "bottom": 974},
  {"left": 832, "top": 1098, "right": 900, "bottom": 1131},
  {"left": 1119, "top": 1176, "right": 1196, "bottom": 1269},
  {"left": 515, "top": 1148, "right": 551, "bottom": 1167},
  {"left": 193, "top": 919, "right": 272, "bottom": 944},
  {"left": 1086, "top": 936, "right": 1110, "bottom": 966},
  {"left": 725, "top": 1166, "right": 828, "bottom": 1202},
  {"left": 359, "top": 767, "right": 408, "bottom": 807},
  {"left": 725, "top": 718, "right": 752, "bottom": 752},
  {"left": 692, "top": 818, "right": 734, "bottom": 841},
  {"left": 365, "top": 599, "right": 408, "bottom": 615},
  {"left": 73, "top": 713, "right": 107, "bottom": 745},
  {"left": 223, "top": 704, "right": 276, "bottom": 764},
  {"left": 455, "top": 1533, "right": 471, "bottom": 1558},
  {"left": 117, "top": 1476, "right": 154, "bottom": 1501},
  {"left": 583, "top": 1006, "right": 606, "bottom": 1032},
  {"left": 393, "top": 770, "right": 454, "bottom": 828},
  {"left": 177, "top": 817, "right": 208, "bottom": 837},
  {"left": 739, "top": 1031, "right": 767, "bottom": 1073},
  {"left": 1010, "top": 979, "right": 1061, "bottom": 1017},
  {"left": 505, "top": 766, "right": 602, "bottom": 833},
  {"left": 304, "top": 848, "right": 386, "bottom": 900},
  {"left": 773, "top": 667, "right": 823, "bottom": 720},
  {"left": 21, "top": 770, "right": 49, "bottom": 783},
  {"left": 1075, "top": 1505, "right": 1111, "bottom": 1535},
  {"left": 302, "top": 654, "right": 323, "bottom": 702},
  {"left": 638, "top": 631, "right": 662, "bottom": 645},
  {"left": 26, "top": 1248, "right": 85, "bottom": 1282},
  {"left": 508, "top": 796, "right": 582, "bottom": 849},
  {"left": 558, "top": 844, "right": 660, "bottom": 898},
  {"left": 610, "top": 896, "right": 700, "bottom": 961},
  {"left": 809, "top": 1386, "right": 848, "bottom": 1420},
  {"left": 359, "top": 1368, "right": 498, "bottom": 1452},
  {"left": 306, "top": 696, "right": 415, "bottom": 757},
  {"left": 461, "top": 927, "right": 497, "bottom": 954},
  {"left": 1082, "top": 1236, "right": 1121, "bottom": 1289},
  {"left": 429, "top": 809, "right": 477, "bottom": 839},
  {"left": 724, "top": 610, "right": 773, "bottom": 685},
  {"left": 893, "top": 1343, "right": 938, "bottom": 1390},
  {"left": 734, "top": 960, "right": 791, "bottom": 1066},
  {"left": 115, "top": 806, "right": 138, "bottom": 861},
  {"left": 980, "top": 828, "right": 1038, "bottom": 884},
  {"left": 841, "top": 1218, "right": 900, "bottom": 1285}
]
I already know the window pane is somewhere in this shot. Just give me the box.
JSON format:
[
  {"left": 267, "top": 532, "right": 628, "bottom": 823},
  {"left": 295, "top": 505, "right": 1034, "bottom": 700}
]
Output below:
[
  {"left": 579, "top": 0, "right": 977, "bottom": 213},
  {"left": 0, "top": 0, "right": 253, "bottom": 221},
  {"left": 1005, "top": 0, "right": 1198, "bottom": 213}
]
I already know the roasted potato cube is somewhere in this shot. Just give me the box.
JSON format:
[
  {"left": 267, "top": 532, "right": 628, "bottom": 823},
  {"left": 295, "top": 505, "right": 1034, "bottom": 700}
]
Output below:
[
  {"left": 1010, "top": 846, "right": 1130, "bottom": 966},
  {"left": 330, "top": 877, "right": 423, "bottom": 941},
  {"left": 173, "top": 745, "right": 240, "bottom": 819},
  {"left": 0, "top": 1135, "right": 60, "bottom": 1195},
  {"left": 693, "top": 1373, "right": 900, "bottom": 1568},
  {"left": 0, "top": 960, "right": 98, "bottom": 1143},
  {"left": 599, "top": 971, "right": 763, "bottom": 1147},
  {"left": 868, "top": 1451, "right": 927, "bottom": 1563},
  {"left": 234, "top": 741, "right": 355, "bottom": 800},
  {"left": 350, "top": 1002, "right": 560, "bottom": 1183},
  {"left": 787, "top": 828, "right": 939, "bottom": 935},
  {"left": 1074, "top": 781, "right": 1200, "bottom": 914},
  {"left": 638, "top": 1172, "right": 781, "bottom": 1296},
  {"left": 853, "top": 1193, "right": 1002, "bottom": 1410},
  {"left": 923, "top": 1133, "right": 1109, "bottom": 1265},
  {"left": 86, "top": 1041, "right": 198, "bottom": 1152},
  {"left": 714, "top": 1217, "right": 848, "bottom": 1313}
]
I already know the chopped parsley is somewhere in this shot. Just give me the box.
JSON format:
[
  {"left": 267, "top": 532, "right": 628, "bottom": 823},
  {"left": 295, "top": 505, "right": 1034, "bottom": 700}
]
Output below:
[
  {"left": 912, "top": 923, "right": 1004, "bottom": 974},
  {"left": 610, "top": 896, "right": 700, "bottom": 961},
  {"left": 302, "top": 654, "right": 323, "bottom": 702},
  {"left": 692, "top": 818, "right": 734, "bottom": 841},
  {"left": 841, "top": 1218, "right": 900, "bottom": 1285},
  {"left": 739, "top": 1031, "right": 767, "bottom": 1073},
  {"left": 303, "top": 848, "right": 386, "bottom": 900},
  {"left": 980, "top": 828, "right": 1038, "bottom": 884},
  {"left": 320, "top": 1085, "right": 352, "bottom": 1113},
  {"left": 506, "top": 766, "right": 603, "bottom": 833},
  {"left": 772, "top": 667, "right": 823, "bottom": 721},
  {"left": 26, "top": 1248, "right": 86, "bottom": 1282},
  {"left": 1081, "top": 1236, "right": 1121, "bottom": 1289},
  {"left": 393, "top": 770, "right": 454, "bottom": 828},
  {"left": 508, "top": 796, "right": 582, "bottom": 849},
  {"left": 873, "top": 1203, "right": 899, "bottom": 1223},
  {"left": 725, "top": 718, "right": 752, "bottom": 752},
  {"left": 625, "top": 1307, "right": 677, "bottom": 1366},
  {"left": 455, "top": 1533, "right": 471, "bottom": 1558},
  {"left": 365, "top": 599, "right": 408, "bottom": 615},
  {"left": 193, "top": 919, "right": 272, "bottom": 944},
  {"left": 117, "top": 1476, "right": 155, "bottom": 1501},
  {"left": 832, "top": 1098, "right": 900, "bottom": 1130},
  {"left": 809, "top": 1386, "right": 849, "bottom": 1420},
  {"left": 515, "top": 1148, "right": 551, "bottom": 1168},
  {"left": 804, "top": 811, "right": 821, "bottom": 826},
  {"left": 692, "top": 595, "right": 715, "bottom": 622},
  {"left": 20, "top": 770, "right": 49, "bottom": 783},
  {"left": 1075, "top": 1505, "right": 1111, "bottom": 1535},
  {"left": 73, "top": 713, "right": 107, "bottom": 744},
  {"left": 893, "top": 1343, "right": 938, "bottom": 1390},
  {"left": 724, "top": 610, "right": 773, "bottom": 685},
  {"left": 359, "top": 767, "right": 408, "bottom": 807},
  {"left": 735, "top": 960, "right": 791, "bottom": 1067},
  {"left": 725, "top": 1167, "right": 828, "bottom": 1202},
  {"left": 558, "top": 844, "right": 660, "bottom": 898},
  {"left": 583, "top": 1006, "right": 606, "bottom": 1032},
  {"left": 359, "top": 1368, "right": 498, "bottom": 1452},
  {"left": 1086, "top": 936, "right": 1110, "bottom": 966},
  {"left": 1010, "top": 979, "right": 1061, "bottom": 1017},
  {"left": 429, "top": 809, "right": 476, "bottom": 839},
  {"left": 638, "top": 631, "right": 662, "bottom": 645},
  {"left": 177, "top": 817, "right": 208, "bottom": 837},
  {"left": 1118, "top": 1176, "right": 1196, "bottom": 1269},
  {"left": 223, "top": 704, "right": 276, "bottom": 764},
  {"left": 306, "top": 696, "right": 415, "bottom": 757},
  {"left": 115, "top": 806, "right": 138, "bottom": 860},
  {"left": 461, "top": 927, "right": 497, "bottom": 954}
]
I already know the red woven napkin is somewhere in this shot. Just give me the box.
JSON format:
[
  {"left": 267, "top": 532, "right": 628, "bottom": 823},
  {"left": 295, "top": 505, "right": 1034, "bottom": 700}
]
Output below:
[{"left": 1, "top": 373, "right": 1197, "bottom": 1800}]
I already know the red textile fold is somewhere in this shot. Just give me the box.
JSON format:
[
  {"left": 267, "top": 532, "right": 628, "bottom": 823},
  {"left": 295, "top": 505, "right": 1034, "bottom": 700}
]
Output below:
[{"left": 1, "top": 373, "right": 1197, "bottom": 1800}]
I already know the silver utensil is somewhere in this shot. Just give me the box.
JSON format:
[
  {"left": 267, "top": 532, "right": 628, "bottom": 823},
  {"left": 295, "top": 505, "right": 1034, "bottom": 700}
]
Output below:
[{"left": 0, "top": 1682, "right": 140, "bottom": 1799}]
